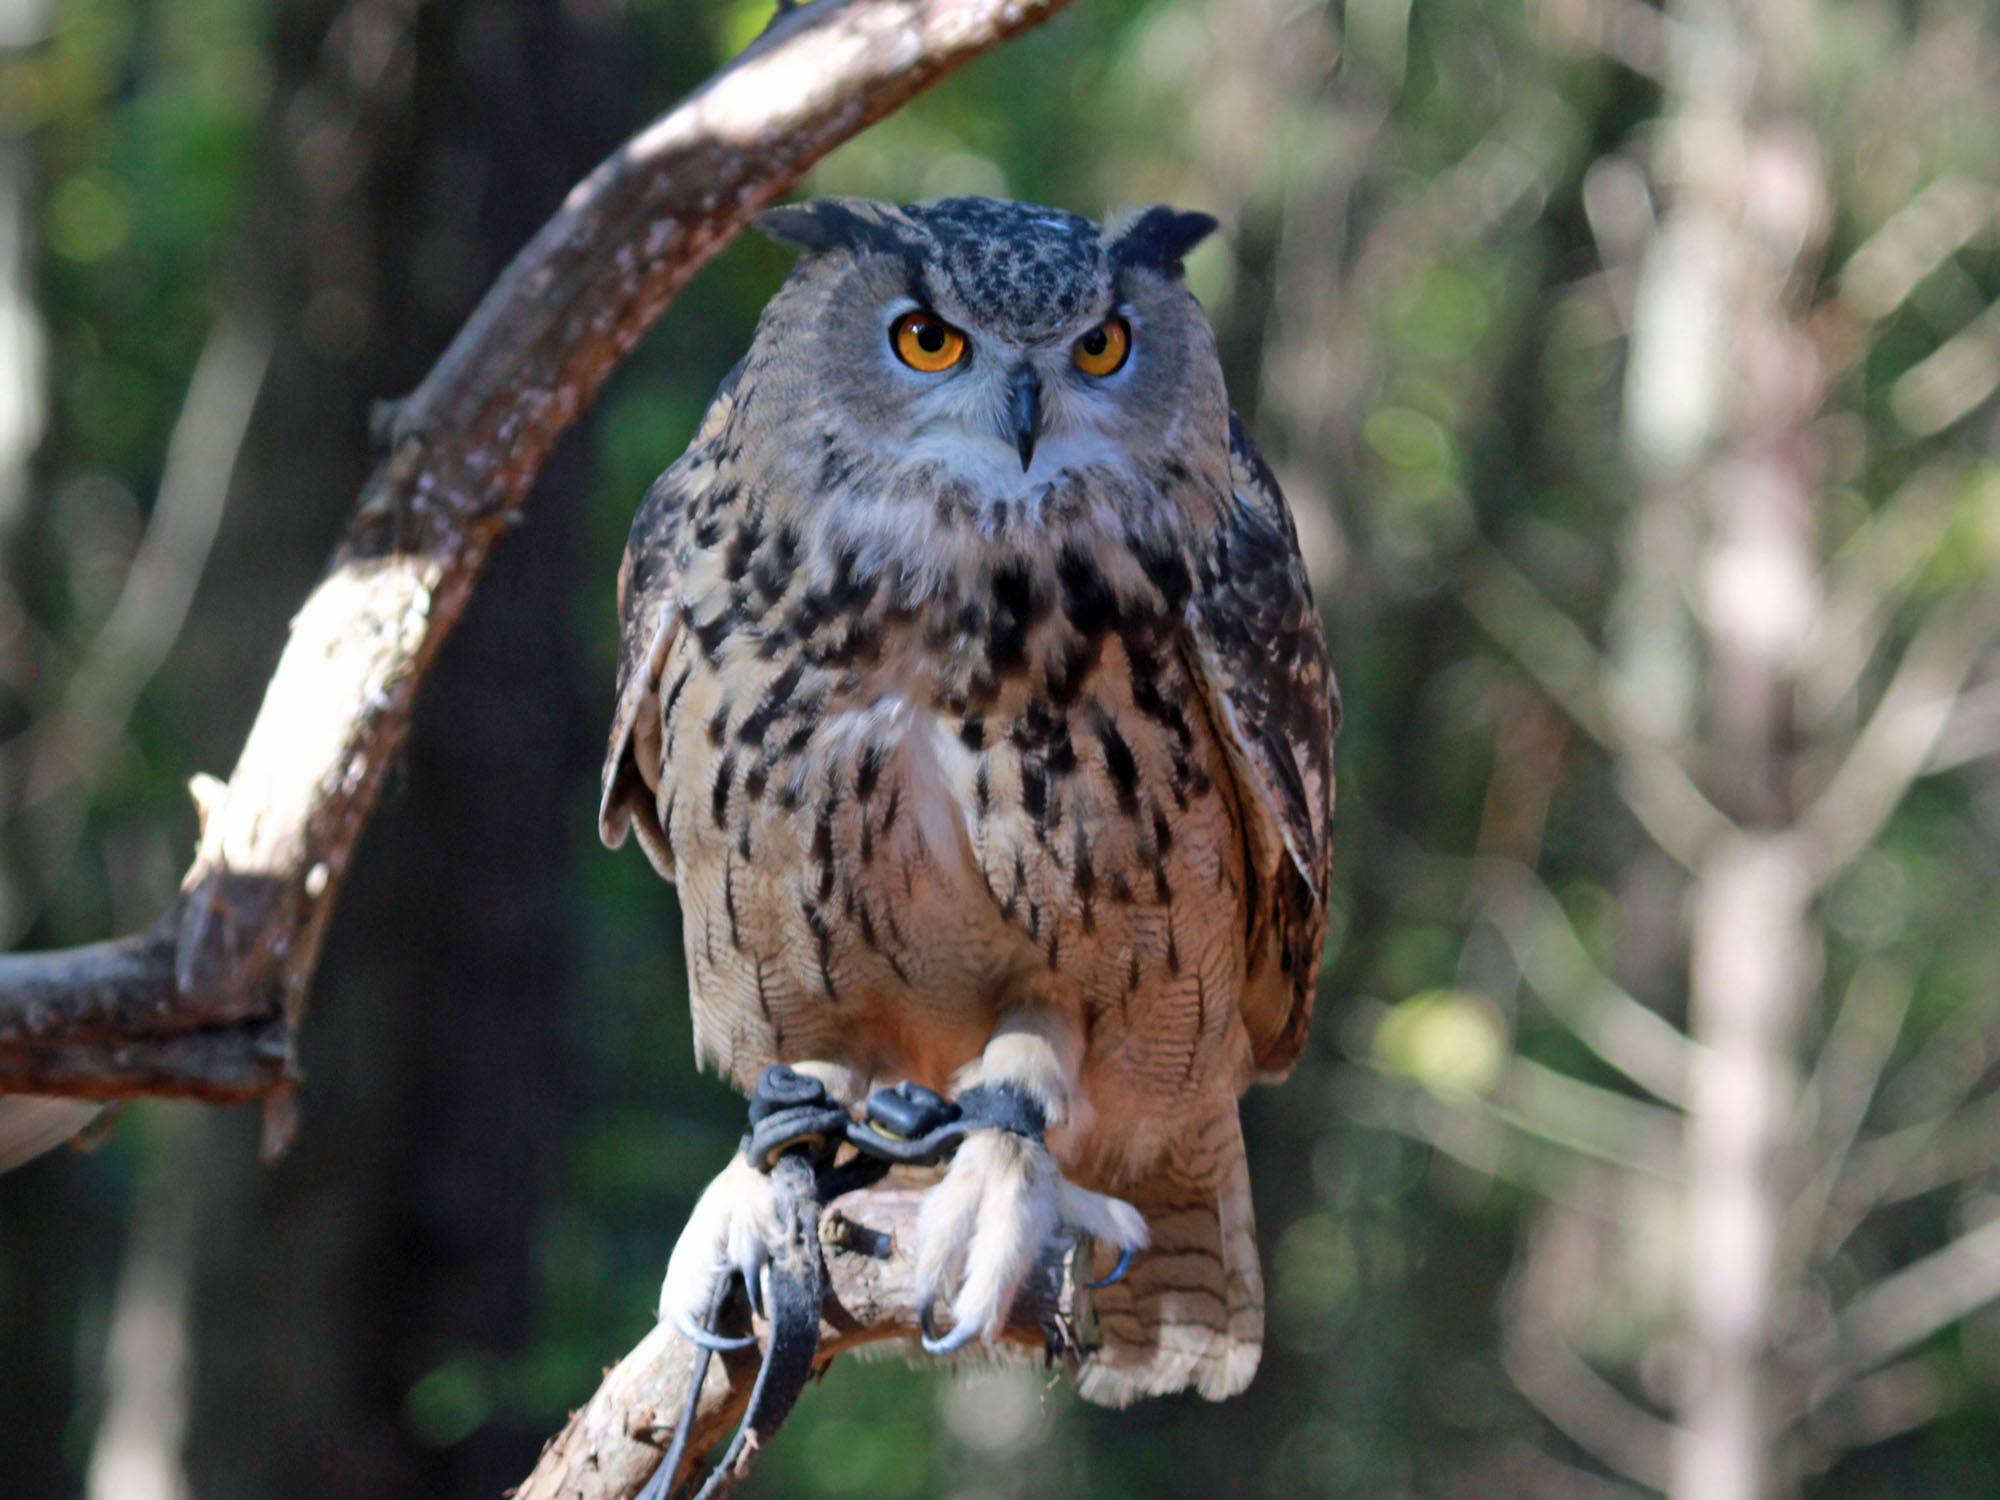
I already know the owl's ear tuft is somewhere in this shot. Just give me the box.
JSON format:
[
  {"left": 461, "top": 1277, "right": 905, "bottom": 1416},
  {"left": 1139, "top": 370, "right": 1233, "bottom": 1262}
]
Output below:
[
  {"left": 1108, "top": 206, "right": 1220, "bottom": 279},
  {"left": 754, "top": 198, "right": 918, "bottom": 259}
]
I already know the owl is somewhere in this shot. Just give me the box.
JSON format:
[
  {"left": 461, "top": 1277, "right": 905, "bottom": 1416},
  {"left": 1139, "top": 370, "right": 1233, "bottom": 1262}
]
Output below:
[{"left": 599, "top": 196, "right": 1337, "bottom": 1404}]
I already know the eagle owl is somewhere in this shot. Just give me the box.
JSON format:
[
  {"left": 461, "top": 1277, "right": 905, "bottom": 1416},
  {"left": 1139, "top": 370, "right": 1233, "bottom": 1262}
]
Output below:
[{"left": 599, "top": 196, "right": 1337, "bottom": 1404}]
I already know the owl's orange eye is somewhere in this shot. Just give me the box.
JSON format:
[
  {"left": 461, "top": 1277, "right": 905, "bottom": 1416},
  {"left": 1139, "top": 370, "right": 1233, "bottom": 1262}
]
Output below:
[
  {"left": 891, "top": 311, "right": 968, "bottom": 372},
  {"left": 1072, "top": 317, "right": 1130, "bottom": 377}
]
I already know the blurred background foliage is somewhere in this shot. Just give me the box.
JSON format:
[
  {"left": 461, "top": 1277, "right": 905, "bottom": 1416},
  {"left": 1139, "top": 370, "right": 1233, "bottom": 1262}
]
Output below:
[{"left": 7, "top": 0, "right": 2000, "bottom": 1497}]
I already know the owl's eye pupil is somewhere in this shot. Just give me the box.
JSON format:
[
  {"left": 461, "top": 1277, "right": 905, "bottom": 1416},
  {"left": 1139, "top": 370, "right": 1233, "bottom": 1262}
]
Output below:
[
  {"left": 915, "top": 322, "right": 946, "bottom": 353},
  {"left": 1081, "top": 329, "right": 1108, "bottom": 357}
]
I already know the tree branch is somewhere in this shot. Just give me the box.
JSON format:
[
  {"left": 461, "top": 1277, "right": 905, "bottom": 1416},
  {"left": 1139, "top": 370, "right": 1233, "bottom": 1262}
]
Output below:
[
  {"left": 1819, "top": 1089, "right": 2000, "bottom": 1263},
  {"left": 1783, "top": 961, "right": 1913, "bottom": 1263},
  {"left": 1793, "top": 568, "right": 2000, "bottom": 886},
  {"left": 1458, "top": 545, "right": 1732, "bottom": 870},
  {"left": 1891, "top": 296, "right": 2000, "bottom": 437},
  {"left": 0, "top": 0, "right": 1074, "bottom": 1102},
  {"left": 1836, "top": 176, "right": 1993, "bottom": 324},
  {"left": 1797, "top": 461, "right": 1961, "bottom": 728},
  {"left": 1340, "top": 1058, "right": 1679, "bottom": 1190},
  {"left": 1501, "top": 1205, "right": 1681, "bottom": 1493},
  {"left": 1817, "top": 1212, "right": 2000, "bottom": 1393},
  {"left": 0, "top": 1016, "right": 292, "bottom": 1103},
  {"left": 514, "top": 1186, "right": 1085, "bottom": 1500},
  {"left": 1922, "top": 676, "right": 2000, "bottom": 773},
  {"left": 1473, "top": 859, "right": 1692, "bottom": 1107}
]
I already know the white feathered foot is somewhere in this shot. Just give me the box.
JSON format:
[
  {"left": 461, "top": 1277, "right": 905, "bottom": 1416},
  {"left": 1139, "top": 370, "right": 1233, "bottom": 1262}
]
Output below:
[
  {"left": 914, "top": 1127, "right": 1147, "bottom": 1353},
  {"left": 659, "top": 1152, "right": 782, "bottom": 1351}
]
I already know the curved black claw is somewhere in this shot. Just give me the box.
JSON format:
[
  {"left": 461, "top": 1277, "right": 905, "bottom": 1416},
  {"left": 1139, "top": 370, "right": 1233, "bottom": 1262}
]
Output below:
[
  {"left": 671, "top": 1307, "right": 758, "bottom": 1353},
  {"left": 640, "top": 1142, "right": 829, "bottom": 1500},
  {"left": 1084, "top": 1244, "right": 1136, "bottom": 1290},
  {"left": 919, "top": 1296, "right": 943, "bottom": 1345},
  {"left": 919, "top": 1313, "right": 982, "bottom": 1356}
]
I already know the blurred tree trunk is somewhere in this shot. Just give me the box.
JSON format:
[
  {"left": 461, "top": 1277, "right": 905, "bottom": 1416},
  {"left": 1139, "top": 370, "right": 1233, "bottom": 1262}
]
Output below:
[
  {"left": 0, "top": 8, "right": 93, "bottom": 1498},
  {"left": 80, "top": 3, "right": 629, "bottom": 1497},
  {"left": 0, "top": 0, "right": 60, "bottom": 1000},
  {"left": 1627, "top": 6, "right": 1826, "bottom": 1495},
  {"left": 0, "top": 0, "right": 46, "bottom": 635}
]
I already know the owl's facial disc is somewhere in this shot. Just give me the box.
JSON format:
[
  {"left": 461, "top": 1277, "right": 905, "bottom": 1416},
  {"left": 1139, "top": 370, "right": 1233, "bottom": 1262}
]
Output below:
[
  {"left": 874, "top": 295, "right": 1141, "bottom": 492},
  {"left": 759, "top": 195, "right": 1228, "bottom": 504}
]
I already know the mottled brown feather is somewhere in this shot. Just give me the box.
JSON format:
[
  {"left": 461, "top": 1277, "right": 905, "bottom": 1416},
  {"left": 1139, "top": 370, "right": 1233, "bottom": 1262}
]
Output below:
[
  {"left": 1185, "top": 414, "right": 1339, "bottom": 1078},
  {"left": 599, "top": 360, "right": 744, "bottom": 871}
]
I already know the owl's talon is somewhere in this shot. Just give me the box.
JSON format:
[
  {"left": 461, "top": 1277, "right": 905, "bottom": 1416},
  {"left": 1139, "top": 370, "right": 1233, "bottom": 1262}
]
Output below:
[
  {"left": 915, "top": 1127, "right": 1148, "bottom": 1352},
  {"left": 916, "top": 1279, "right": 980, "bottom": 1354},
  {"left": 733, "top": 1236, "right": 772, "bottom": 1320},
  {"left": 660, "top": 1153, "right": 783, "bottom": 1352},
  {"left": 919, "top": 1316, "right": 983, "bottom": 1356},
  {"left": 1084, "top": 1244, "right": 1136, "bottom": 1291},
  {"left": 917, "top": 1294, "right": 947, "bottom": 1345},
  {"left": 672, "top": 1306, "right": 758, "bottom": 1353}
]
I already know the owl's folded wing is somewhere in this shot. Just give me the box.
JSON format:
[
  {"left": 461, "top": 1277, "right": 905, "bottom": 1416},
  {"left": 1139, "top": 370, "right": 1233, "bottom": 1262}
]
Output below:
[
  {"left": 598, "top": 463, "right": 689, "bottom": 878},
  {"left": 598, "top": 361, "right": 750, "bottom": 874},
  {"left": 1183, "top": 414, "right": 1340, "bottom": 1079}
]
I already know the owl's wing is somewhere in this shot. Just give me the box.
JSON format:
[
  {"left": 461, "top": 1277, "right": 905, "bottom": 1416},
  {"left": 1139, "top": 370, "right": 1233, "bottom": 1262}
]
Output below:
[
  {"left": 598, "top": 360, "right": 745, "bottom": 875},
  {"left": 1184, "top": 414, "right": 1339, "bottom": 1079}
]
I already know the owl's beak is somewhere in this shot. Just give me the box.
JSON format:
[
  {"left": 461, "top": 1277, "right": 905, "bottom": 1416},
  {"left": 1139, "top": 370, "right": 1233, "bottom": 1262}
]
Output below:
[{"left": 1008, "top": 365, "right": 1042, "bottom": 471}]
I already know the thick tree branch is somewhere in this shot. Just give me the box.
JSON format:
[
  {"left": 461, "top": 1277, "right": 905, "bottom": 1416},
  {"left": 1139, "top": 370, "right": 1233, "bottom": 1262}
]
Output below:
[
  {"left": 0, "top": 927, "right": 180, "bottom": 1047},
  {"left": 0, "top": 1017, "right": 292, "bottom": 1103},
  {"left": 0, "top": 0, "right": 1073, "bottom": 1101},
  {"left": 515, "top": 1187, "right": 1085, "bottom": 1500}
]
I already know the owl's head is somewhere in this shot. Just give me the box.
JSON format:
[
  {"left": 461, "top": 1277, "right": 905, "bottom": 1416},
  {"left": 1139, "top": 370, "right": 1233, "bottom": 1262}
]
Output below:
[{"left": 749, "top": 196, "right": 1226, "bottom": 498}]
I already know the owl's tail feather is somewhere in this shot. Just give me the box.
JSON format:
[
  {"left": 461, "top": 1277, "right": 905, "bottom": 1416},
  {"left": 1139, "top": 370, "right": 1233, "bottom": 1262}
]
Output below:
[{"left": 1076, "top": 1107, "right": 1262, "bottom": 1407}]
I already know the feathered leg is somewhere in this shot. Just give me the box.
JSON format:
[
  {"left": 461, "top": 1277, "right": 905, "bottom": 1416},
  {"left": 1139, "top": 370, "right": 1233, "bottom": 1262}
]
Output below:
[
  {"left": 657, "top": 1059, "right": 861, "bottom": 1347},
  {"left": 914, "top": 1004, "right": 1147, "bottom": 1350}
]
